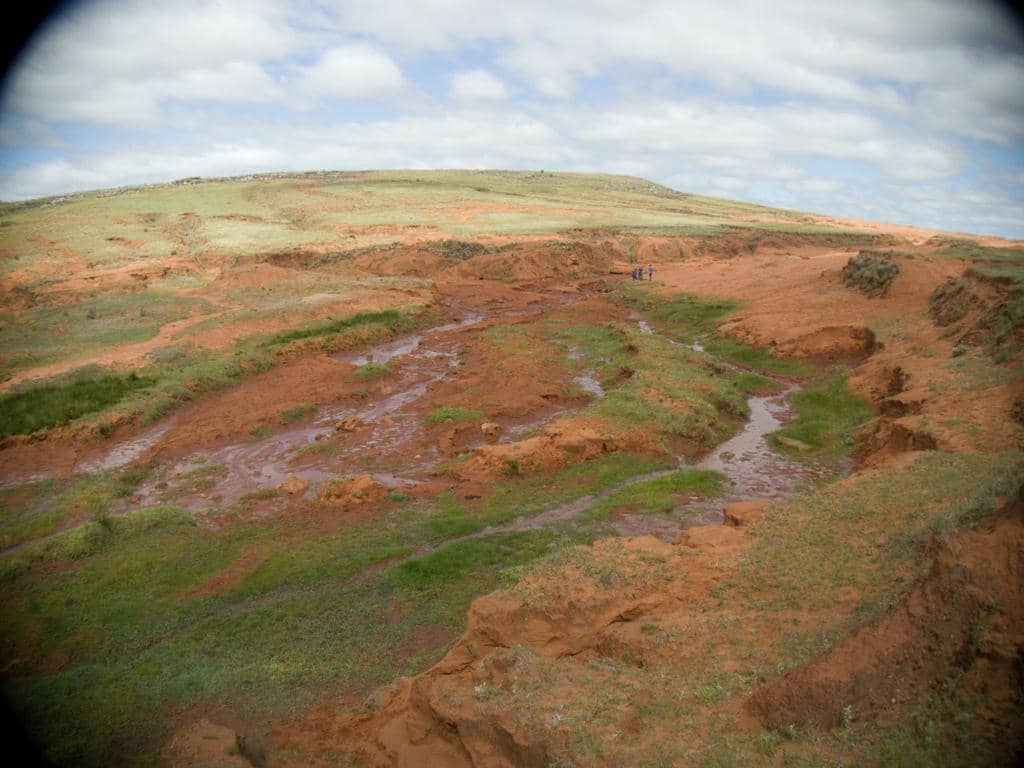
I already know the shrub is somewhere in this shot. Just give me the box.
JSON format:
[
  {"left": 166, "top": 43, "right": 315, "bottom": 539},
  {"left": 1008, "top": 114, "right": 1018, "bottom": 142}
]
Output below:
[
  {"left": 353, "top": 363, "right": 393, "bottom": 379},
  {"left": 929, "top": 277, "right": 975, "bottom": 325},
  {"left": 280, "top": 402, "right": 316, "bottom": 423},
  {"left": 841, "top": 251, "right": 900, "bottom": 297}
]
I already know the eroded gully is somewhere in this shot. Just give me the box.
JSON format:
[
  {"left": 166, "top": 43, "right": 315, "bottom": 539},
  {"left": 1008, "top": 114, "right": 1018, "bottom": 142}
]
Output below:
[{"left": 10, "top": 299, "right": 830, "bottom": 544}]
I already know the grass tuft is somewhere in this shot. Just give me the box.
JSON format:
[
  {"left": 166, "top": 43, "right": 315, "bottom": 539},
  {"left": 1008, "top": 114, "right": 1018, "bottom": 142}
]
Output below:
[{"left": 425, "top": 406, "right": 485, "bottom": 425}]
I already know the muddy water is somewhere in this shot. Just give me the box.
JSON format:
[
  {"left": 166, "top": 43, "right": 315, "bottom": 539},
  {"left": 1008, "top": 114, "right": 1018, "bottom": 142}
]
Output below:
[
  {"left": 345, "top": 312, "right": 484, "bottom": 366},
  {"left": 128, "top": 306, "right": 578, "bottom": 512},
  {"left": 574, "top": 372, "right": 604, "bottom": 398},
  {"left": 462, "top": 385, "right": 827, "bottom": 544},
  {"left": 134, "top": 344, "right": 459, "bottom": 510}
]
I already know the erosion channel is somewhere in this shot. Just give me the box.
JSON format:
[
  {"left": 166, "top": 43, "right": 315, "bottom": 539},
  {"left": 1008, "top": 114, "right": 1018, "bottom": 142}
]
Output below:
[{"left": 71, "top": 286, "right": 832, "bottom": 541}]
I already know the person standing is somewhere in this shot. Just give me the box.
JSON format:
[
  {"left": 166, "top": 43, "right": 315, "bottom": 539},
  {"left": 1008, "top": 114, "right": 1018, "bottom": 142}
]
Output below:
[{"left": 647, "top": 263, "right": 654, "bottom": 281}]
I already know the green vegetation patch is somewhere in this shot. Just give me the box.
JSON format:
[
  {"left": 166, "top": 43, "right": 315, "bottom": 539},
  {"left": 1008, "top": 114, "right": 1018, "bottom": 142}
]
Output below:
[
  {"left": 0, "top": 471, "right": 574, "bottom": 766},
  {"left": 423, "top": 452, "right": 670, "bottom": 542},
  {"left": 614, "top": 287, "right": 738, "bottom": 338},
  {"left": 352, "top": 362, "right": 394, "bottom": 379},
  {"left": 0, "top": 468, "right": 151, "bottom": 551},
  {"left": 929, "top": 237, "right": 1024, "bottom": 267},
  {"left": 280, "top": 402, "right": 316, "bottom": 423},
  {"left": 425, "top": 406, "right": 485, "bottom": 425},
  {"left": 840, "top": 251, "right": 901, "bottom": 297},
  {"left": 0, "top": 371, "right": 153, "bottom": 439},
  {"left": 545, "top": 315, "right": 749, "bottom": 449},
  {"left": 769, "top": 376, "right": 872, "bottom": 460},
  {"left": 0, "top": 293, "right": 210, "bottom": 380},
  {"left": 383, "top": 530, "right": 553, "bottom": 592},
  {"left": 583, "top": 469, "right": 727, "bottom": 521},
  {"left": 615, "top": 287, "right": 812, "bottom": 376},
  {"left": 262, "top": 309, "right": 404, "bottom": 346}
]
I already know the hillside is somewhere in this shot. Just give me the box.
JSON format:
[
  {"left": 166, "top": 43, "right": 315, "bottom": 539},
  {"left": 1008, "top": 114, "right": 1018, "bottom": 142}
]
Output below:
[{"left": 0, "top": 170, "right": 1022, "bottom": 767}]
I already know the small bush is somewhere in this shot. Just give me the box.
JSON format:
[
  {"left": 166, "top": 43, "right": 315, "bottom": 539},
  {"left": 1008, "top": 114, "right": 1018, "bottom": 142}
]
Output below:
[
  {"left": 353, "top": 363, "right": 393, "bottom": 379},
  {"left": 929, "top": 277, "right": 975, "bottom": 325},
  {"left": 841, "top": 251, "right": 900, "bottom": 297},
  {"left": 280, "top": 402, "right": 316, "bottom": 423}
]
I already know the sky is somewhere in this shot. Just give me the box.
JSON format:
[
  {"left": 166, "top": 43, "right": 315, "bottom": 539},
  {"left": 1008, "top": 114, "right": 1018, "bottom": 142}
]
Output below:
[{"left": 0, "top": 0, "right": 1022, "bottom": 238}]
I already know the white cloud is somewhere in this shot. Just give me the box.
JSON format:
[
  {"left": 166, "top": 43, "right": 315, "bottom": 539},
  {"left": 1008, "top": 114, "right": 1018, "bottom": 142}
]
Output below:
[
  {"left": 299, "top": 44, "right": 406, "bottom": 100},
  {"left": 163, "top": 61, "right": 283, "bottom": 103},
  {"left": 572, "top": 99, "right": 961, "bottom": 179},
  {"left": 336, "top": 0, "right": 1024, "bottom": 141},
  {"left": 786, "top": 178, "right": 842, "bottom": 193},
  {"left": 450, "top": 69, "right": 508, "bottom": 101},
  {"left": 1, "top": 0, "right": 296, "bottom": 125}
]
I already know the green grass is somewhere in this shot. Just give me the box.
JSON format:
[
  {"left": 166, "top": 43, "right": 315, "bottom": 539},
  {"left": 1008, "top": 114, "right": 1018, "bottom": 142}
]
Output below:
[
  {"left": 582, "top": 469, "right": 727, "bottom": 521},
  {"left": 543, "top": 315, "right": 749, "bottom": 449},
  {"left": 768, "top": 376, "right": 873, "bottom": 459},
  {"left": 733, "top": 371, "right": 776, "bottom": 393},
  {"left": 0, "top": 302, "right": 431, "bottom": 438},
  {"left": 930, "top": 237, "right": 1024, "bottom": 266},
  {"left": 613, "top": 287, "right": 813, "bottom": 377},
  {"left": 383, "top": 530, "right": 553, "bottom": 592},
  {"left": 701, "top": 337, "right": 814, "bottom": 377},
  {"left": 425, "top": 406, "right": 485, "bottom": 425},
  {"left": 0, "top": 469, "right": 151, "bottom": 550},
  {"left": 0, "top": 371, "right": 154, "bottom": 439},
  {"left": 734, "top": 450, "right": 1023, "bottom": 614},
  {"left": 0, "top": 293, "right": 210, "bottom": 380},
  {"left": 280, "top": 402, "right": 316, "bottom": 423},
  {"left": 965, "top": 263, "right": 1024, "bottom": 289},
  {"left": 423, "top": 452, "right": 671, "bottom": 542},
  {"left": 352, "top": 362, "right": 394, "bottom": 379},
  {"left": 262, "top": 309, "right": 405, "bottom": 346},
  {"left": 159, "top": 463, "right": 228, "bottom": 500},
  {"left": 614, "top": 288, "right": 739, "bottom": 338}
]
